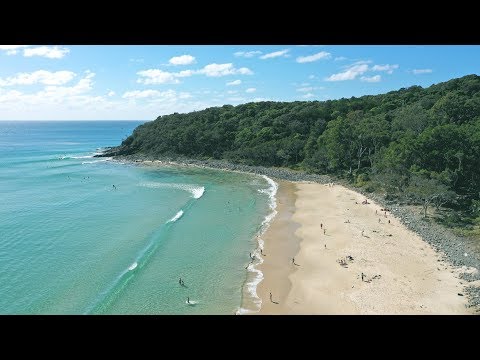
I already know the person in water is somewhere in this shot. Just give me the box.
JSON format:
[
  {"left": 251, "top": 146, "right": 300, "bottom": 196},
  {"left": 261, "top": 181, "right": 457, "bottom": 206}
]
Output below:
[
  {"left": 179, "top": 277, "right": 182, "bottom": 285},
  {"left": 187, "top": 297, "right": 190, "bottom": 304}
]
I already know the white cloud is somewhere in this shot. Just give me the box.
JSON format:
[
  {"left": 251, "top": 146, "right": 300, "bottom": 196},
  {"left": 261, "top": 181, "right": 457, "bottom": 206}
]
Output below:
[
  {"left": 0, "top": 70, "right": 76, "bottom": 86},
  {"left": 296, "top": 51, "right": 331, "bottom": 63},
  {"left": 372, "top": 64, "right": 399, "bottom": 74},
  {"left": 245, "top": 88, "right": 256, "bottom": 93},
  {"left": 177, "top": 70, "right": 195, "bottom": 77},
  {"left": 0, "top": 71, "right": 96, "bottom": 109},
  {"left": 302, "top": 93, "right": 315, "bottom": 99},
  {"left": 122, "top": 90, "right": 163, "bottom": 99},
  {"left": 226, "top": 79, "right": 242, "bottom": 86},
  {"left": 23, "top": 46, "right": 70, "bottom": 59},
  {"left": 260, "top": 49, "right": 290, "bottom": 59},
  {"left": 227, "top": 90, "right": 238, "bottom": 94},
  {"left": 129, "top": 58, "right": 144, "bottom": 63},
  {"left": 0, "top": 70, "right": 220, "bottom": 121},
  {"left": 198, "top": 63, "right": 253, "bottom": 77},
  {"left": 412, "top": 68, "right": 433, "bottom": 74},
  {"left": 136, "top": 69, "right": 183, "bottom": 84},
  {"left": 360, "top": 75, "right": 381, "bottom": 82},
  {"left": 108, "top": 91, "right": 115, "bottom": 97},
  {"left": 169, "top": 54, "right": 196, "bottom": 66},
  {"left": 325, "top": 64, "right": 369, "bottom": 81},
  {"left": 234, "top": 51, "right": 262, "bottom": 58},
  {"left": 122, "top": 89, "right": 191, "bottom": 100},
  {"left": 0, "top": 45, "right": 29, "bottom": 55},
  {"left": 137, "top": 64, "right": 252, "bottom": 84},
  {"left": 334, "top": 56, "right": 347, "bottom": 61},
  {"left": 308, "top": 74, "right": 316, "bottom": 79},
  {"left": 297, "top": 87, "right": 314, "bottom": 92}
]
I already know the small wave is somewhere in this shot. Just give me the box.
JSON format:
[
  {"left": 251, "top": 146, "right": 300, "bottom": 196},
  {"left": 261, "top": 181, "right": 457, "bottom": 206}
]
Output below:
[
  {"left": 186, "top": 300, "right": 199, "bottom": 305},
  {"left": 241, "top": 174, "right": 278, "bottom": 314},
  {"left": 82, "top": 158, "right": 112, "bottom": 164},
  {"left": 167, "top": 210, "right": 184, "bottom": 223},
  {"left": 128, "top": 262, "right": 138, "bottom": 271},
  {"left": 139, "top": 182, "right": 205, "bottom": 199},
  {"left": 71, "top": 155, "right": 94, "bottom": 159}
]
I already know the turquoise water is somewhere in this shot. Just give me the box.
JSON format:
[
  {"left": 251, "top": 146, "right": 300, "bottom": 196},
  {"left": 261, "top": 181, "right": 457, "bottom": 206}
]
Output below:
[{"left": 0, "top": 121, "right": 272, "bottom": 314}]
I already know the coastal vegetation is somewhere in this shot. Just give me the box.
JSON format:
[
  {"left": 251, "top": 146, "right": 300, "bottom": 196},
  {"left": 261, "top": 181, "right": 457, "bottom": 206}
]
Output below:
[{"left": 110, "top": 75, "right": 480, "bottom": 236}]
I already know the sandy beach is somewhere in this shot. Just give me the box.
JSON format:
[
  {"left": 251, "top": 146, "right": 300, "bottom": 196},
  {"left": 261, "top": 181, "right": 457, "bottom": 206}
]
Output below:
[{"left": 256, "top": 181, "right": 475, "bottom": 314}]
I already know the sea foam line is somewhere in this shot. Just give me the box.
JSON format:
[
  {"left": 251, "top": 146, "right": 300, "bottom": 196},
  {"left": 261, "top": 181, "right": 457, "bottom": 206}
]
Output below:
[
  {"left": 237, "top": 174, "right": 278, "bottom": 315},
  {"left": 139, "top": 182, "right": 205, "bottom": 199},
  {"left": 167, "top": 210, "right": 184, "bottom": 223},
  {"left": 82, "top": 157, "right": 112, "bottom": 164}
]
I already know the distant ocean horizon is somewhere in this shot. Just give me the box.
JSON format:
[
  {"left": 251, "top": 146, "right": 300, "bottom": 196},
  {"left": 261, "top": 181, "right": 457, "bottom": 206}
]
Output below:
[{"left": 0, "top": 121, "right": 273, "bottom": 314}]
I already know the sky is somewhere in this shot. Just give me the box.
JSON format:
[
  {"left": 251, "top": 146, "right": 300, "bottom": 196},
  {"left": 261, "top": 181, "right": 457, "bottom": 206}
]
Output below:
[{"left": 0, "top": 45, "right": 479, "bottom": 120}]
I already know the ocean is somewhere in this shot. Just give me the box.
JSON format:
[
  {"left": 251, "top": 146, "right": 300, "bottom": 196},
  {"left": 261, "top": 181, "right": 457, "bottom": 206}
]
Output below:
[{"left": 0, "top": 121, "right": 275, "bottom": 314}]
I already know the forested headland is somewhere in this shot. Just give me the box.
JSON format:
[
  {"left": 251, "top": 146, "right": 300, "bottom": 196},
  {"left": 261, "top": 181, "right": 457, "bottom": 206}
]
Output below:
[{"left": 109, "top": 75, "right": 480, "bottom": 236}]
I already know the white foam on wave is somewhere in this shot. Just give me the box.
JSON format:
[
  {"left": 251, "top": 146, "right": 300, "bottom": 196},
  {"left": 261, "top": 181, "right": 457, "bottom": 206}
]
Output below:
[
  {"left": 82, "top": 157, "right": 112, "bottom": 164},
  {"left": 139, "top": 182, "right": 205, "bottom": 199},
  {"left": 72, "top": 155, "right": 94, "bottom": 159},
  {"left": 128, "top": 262, "right": 138, "bottom": 271},
  {"left": 167, "top": 210, "right": 184, "bottom": 223},
  {"left": 238, "top": 174, "right": 278, "bottom": 315}
]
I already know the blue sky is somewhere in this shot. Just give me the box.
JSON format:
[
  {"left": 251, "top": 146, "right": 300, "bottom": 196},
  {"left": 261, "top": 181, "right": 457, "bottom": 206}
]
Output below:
[{"left": 0, "top": 45, "right": 479, "bottom": 120}]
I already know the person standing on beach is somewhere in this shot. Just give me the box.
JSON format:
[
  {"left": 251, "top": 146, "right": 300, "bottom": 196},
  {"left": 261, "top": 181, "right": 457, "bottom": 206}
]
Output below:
[
  {"left": 361, "top": 273, "right": 365, "bottom": 282},
  {"left": 321, "top": 223, "right": 323, "bottom": 229},
  {"left": 270, "top": 292, "right": 273, "bottom": 303},
  {"left": 324, "top": 228, "right": 326, "bottom": 235}
]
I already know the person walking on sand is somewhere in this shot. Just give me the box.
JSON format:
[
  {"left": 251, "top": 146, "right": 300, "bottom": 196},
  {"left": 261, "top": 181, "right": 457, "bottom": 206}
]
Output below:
[
  {"left": 361, "top": 230, "right": 364, "bottom": 237},
  {"left": 321, "top": 223, "right": 323, "bottom": 229},
  {"left": 324, "top": 228, "right": 326, "bottom": 235},
  {"left": 270, "top": 292, "right": 273, "bottom": 303},
  {"left": 324, "top": 244, "right": 327, "bottom": 249},
  {"left": 361, "top": 273, "right": 365, "bottom": 282}
]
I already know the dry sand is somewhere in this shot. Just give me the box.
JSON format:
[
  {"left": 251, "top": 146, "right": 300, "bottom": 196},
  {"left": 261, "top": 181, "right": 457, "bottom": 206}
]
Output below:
[{"left": 256, "top": 181, "right": 473, "bottom": 314}]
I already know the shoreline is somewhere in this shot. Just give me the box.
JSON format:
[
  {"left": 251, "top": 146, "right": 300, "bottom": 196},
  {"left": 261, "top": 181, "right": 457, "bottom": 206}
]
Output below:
[
  {"left": 258, "top": 182, "right": 477, "bottom": 314},
  {"left": 105, "top": 154, "right": 480, "bottom": 312}
]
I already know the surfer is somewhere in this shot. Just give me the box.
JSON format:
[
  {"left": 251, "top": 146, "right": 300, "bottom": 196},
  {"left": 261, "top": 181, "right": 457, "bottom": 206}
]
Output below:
[{"left": 112, "top": 184, "right": 117, "bottom": 190}]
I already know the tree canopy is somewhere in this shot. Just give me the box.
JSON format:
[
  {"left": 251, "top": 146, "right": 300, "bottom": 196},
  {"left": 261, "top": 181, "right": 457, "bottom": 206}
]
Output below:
[{"left": 114, "top": 74, "right": 480, "bottom": 225}]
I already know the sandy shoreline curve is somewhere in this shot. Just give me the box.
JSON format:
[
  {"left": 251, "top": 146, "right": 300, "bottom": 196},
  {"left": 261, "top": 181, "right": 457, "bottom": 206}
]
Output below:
[
  {"left": 107, "top": 157, "right": 477, "bottom": 314},
  {"left": 255, "top": 181, "right": 474, "bottom": 314}
]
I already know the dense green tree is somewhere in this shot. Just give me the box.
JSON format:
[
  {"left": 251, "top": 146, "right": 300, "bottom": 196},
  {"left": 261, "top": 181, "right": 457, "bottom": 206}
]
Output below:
[{"left": 110, "top": 75, "right": 480, "bottom": 225}]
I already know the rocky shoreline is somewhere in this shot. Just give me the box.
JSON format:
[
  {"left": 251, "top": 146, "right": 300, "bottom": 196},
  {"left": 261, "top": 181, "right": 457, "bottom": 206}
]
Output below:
[{"left": 100, "top": 151, "right": 480, "bottom": 312}]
